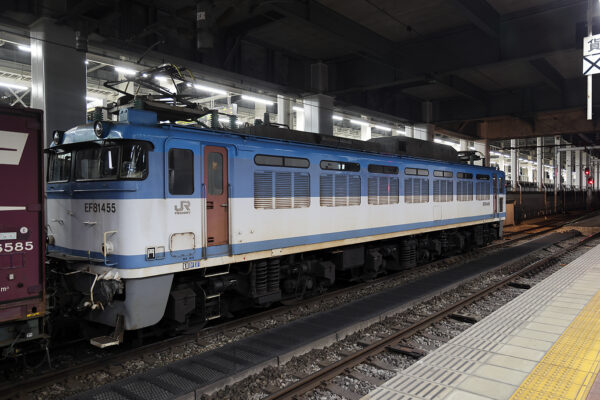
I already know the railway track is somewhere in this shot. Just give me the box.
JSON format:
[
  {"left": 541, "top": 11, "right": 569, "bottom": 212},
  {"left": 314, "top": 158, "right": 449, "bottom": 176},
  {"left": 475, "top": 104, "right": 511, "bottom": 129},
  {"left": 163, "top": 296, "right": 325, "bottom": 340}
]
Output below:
[
  {"left": 262, "top": 230, "right": 600, "bottom": 400},
  {"left": 1, "top": 214, "right": 589, "bottom": 399}
]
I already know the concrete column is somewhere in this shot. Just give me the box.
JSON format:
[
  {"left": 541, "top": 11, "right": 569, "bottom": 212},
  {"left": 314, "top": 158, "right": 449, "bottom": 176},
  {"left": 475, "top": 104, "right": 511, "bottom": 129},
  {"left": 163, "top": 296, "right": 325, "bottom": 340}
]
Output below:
[
  {"left": 276, "top": 95, "right": 291, "bottom": 127},
  {"left": 511, "top": 139, "right": 518, "bottom": 189},
  {"left": 566, "top": 148, "right": 573, "bottom": 188},
  {"left": 575, "top": 151, "right": 582, "bottom": 189},
  {"left": 254, "top": 102, "right": 266, "bottom": 122},
  {"left": 474, "top": 139, "right": 489, "bottom": 167},
  {"left": 404, "top": 125, "right": 414, "bottom": 138},
  {"left": 413, "top": 123, "right": 434, "bottom": 141},
  {"left": 536, "top": 138, "right": 543, "bottom": 190},
  {"left": 31, "top": 18, "right": 86, "bottom": 146},
  {"left": 555, "top": 136, "right": 561, "bottom": 188},
  {"left": 582, "top": 152, "right": 588, "bottom": 187},
  {"left": 294, "top": 107, "right": 304, "bottom": 131},
  {"left": 360, "top": 124, "right": 372, "bottom": 141},
  {"left": 459, "top": 139, "right": 468, "bottom": 151},
  {"left": 303, "top": 94, "right": 334, "bottom": 135}
]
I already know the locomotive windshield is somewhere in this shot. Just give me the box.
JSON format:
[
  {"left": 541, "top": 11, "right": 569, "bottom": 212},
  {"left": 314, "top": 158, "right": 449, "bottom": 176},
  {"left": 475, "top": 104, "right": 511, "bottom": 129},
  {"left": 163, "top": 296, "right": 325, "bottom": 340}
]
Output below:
[{"left": 47, "top": 140, "right": 151, "bottom": 182}]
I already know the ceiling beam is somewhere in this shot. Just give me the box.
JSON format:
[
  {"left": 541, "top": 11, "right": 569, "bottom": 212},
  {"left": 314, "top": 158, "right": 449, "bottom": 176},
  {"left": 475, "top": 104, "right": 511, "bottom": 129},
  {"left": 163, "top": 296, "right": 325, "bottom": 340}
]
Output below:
[
  {"left": 529, "top": 58, "right": 565, "bottom": 94},
  {"left": 435, "top": 74, "right": 489, "bottom": 104},
  {"left": 267, "top": 0, "right": 397, "bottom": 67},
  {"left": 451, "top": 0, "right": 499, "bottom": 38}
]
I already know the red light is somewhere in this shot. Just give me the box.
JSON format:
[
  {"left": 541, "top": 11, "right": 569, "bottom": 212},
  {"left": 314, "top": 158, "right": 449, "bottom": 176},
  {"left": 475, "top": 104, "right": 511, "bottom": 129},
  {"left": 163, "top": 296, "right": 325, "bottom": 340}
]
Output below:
[
  {"left": 585, "top": 167, "right": 590, "bottom": 176},
  {"left": 588, "top": 177, "right": 594, "bottom": 185}
]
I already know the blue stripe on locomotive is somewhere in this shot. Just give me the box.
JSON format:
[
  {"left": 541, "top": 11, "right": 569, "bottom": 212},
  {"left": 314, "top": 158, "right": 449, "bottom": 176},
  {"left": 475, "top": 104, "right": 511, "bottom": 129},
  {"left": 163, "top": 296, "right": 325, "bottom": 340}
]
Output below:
[{"left": 47, "top": 122, "right": 504, "bottom": 200}]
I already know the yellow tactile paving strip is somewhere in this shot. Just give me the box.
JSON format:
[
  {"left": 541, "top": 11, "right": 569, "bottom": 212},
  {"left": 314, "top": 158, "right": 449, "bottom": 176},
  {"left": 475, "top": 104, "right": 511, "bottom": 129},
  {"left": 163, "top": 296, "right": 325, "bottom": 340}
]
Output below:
[{"left": 510, "top": 289, "right": 600, "bottom": 400}]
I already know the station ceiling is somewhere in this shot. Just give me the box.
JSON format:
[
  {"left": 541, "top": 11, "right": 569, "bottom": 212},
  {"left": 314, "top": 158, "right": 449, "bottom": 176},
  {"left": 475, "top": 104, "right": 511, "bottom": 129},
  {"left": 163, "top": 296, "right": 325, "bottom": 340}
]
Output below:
[{"left": 0, "top": 0, "right": 596, "bottom": 143}]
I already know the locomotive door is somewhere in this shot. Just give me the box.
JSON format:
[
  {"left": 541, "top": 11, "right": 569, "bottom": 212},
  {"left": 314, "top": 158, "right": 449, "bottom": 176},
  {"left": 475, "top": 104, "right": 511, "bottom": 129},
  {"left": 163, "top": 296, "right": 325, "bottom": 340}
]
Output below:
[
  {"left": 492, "top": 174, "right": 498, "bottom": 216},
  {"left": 204, "top": 146, "right": 229, "bottom": 248}
]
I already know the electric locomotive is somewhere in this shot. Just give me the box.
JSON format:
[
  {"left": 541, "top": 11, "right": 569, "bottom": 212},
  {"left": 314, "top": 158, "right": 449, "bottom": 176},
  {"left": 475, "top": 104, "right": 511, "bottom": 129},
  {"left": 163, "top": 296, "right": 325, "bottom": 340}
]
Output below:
[{"left": 45, "top": 99, "right": 505, "bottom": 347}]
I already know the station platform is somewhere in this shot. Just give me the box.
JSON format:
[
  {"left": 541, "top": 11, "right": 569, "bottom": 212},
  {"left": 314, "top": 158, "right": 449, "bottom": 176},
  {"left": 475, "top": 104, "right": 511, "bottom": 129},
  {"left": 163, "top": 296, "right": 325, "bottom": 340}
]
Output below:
[{"left": 362, "top": 241, "right": 600, "bottom": 400}]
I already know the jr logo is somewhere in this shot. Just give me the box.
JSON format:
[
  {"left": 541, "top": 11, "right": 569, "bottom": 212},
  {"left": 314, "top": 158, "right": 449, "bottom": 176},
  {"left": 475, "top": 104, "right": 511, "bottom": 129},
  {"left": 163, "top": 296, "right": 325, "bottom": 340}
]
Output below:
[{"left": 174, "top": 200, "right": 191, "bottom": 215}]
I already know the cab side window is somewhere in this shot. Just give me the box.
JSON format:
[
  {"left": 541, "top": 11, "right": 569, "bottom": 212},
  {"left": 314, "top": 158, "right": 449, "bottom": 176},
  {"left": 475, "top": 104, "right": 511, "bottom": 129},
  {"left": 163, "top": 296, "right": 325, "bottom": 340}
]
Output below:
[{"left": 169, "top": 148, "right": 194, "bottom": 195}]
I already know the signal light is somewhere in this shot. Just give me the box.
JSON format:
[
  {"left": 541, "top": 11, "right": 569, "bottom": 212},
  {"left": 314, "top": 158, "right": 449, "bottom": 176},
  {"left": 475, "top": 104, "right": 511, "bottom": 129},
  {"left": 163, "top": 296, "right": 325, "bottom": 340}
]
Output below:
[
  {"left": 585, "top": 167, "right": 590, "bottom": 176},
  {"left": 588, "top": 177, "right": 594, "bottom": 186}
]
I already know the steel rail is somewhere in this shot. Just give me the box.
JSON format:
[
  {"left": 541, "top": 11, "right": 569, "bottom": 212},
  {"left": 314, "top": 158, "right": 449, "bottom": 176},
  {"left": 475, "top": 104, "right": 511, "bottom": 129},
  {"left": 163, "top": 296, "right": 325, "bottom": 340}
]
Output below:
[{"left": 263, "top": 231, "right": 600, "bottom": 400}]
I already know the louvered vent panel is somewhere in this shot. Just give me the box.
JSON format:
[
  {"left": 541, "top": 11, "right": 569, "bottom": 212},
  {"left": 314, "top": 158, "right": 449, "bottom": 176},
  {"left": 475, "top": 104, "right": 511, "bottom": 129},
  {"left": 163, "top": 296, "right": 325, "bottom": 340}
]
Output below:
[
  {"left": 468, "top": 182, "right": 473, "bottom": 200},
  {"left": 275, "top": 172, "right": 292, "bottom": 209},
  {"left": 368, "top": 177, "right": 378, "bottom": 205},
  {"left": 335, "top": 174, "right": 348, "bottom": 207},
  {"left": 293, "top": 173, "right": 310, "bottom": 208},
  {"left": 390, "top": 178, "right": 399, "bottom": 204},
  {"left": 446, "top": 181, "right": 453, "bottom": 202},
  {"left": 405, "top": 178, "right": 413, "bottom": 203},
  {"left": 254, "top": 171, "right": 273, "bottom": 209},
  {"left": 379, "top": 177, "right": 389, "bottom": 205},
  {"left": 349, "top": 175, "right": 361, "bottom": 206},
  {"left": 433, "top": 180, "right": 441, "bottom": 202},
  {"left": 320, "top": 174, "right": 334, "bottom": 207},
  {"left": 423, "top": 179, "right": 430, "bottom": 203}
]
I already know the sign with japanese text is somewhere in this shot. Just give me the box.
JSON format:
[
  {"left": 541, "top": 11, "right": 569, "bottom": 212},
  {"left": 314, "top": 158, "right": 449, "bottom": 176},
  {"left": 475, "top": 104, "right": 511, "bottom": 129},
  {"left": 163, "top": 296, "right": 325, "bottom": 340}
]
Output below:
[{"left": 584, "top": 34, "right": 600, "bottom": 75}]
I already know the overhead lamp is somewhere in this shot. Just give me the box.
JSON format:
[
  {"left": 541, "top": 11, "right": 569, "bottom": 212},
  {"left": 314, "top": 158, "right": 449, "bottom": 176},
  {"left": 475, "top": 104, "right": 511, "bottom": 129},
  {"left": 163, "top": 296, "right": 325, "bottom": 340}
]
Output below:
[
  {"left": 194, "top": 84, "right": 227, "bottom": 95},
  {"left": 84, "top": 60, "right": 89, "bottom": 65},
  {"left": 396, "top": 129, "right": 406, "bottom": 135},
  {"left": 0, "top": 81, "right": 28, "bottom": 91},
  {"left": 86, "top": 96, "right": 101, "bottom": 102},
  {"left": 292, "top": 106, "right": 304, "bottom": 112},
  {"left": 218, "top": 117, "right": 231, "bottom": 123},
  {"left": 350, "top": 119, "right": 369, "bottom": 126},
  {"left": 115, "top": 66, "right": 137, "bottom": 76},
  {"left": 373, "top": 125, "right": 391, "bottom": 131},
  {"left": 17, "top": 45, "right": 31, "bottom": 52},
  {"left": 154, "top": 76, "right": 168, "bottom": 82},
  {"left": 242, "top": 94, "right": 274, "bottom": 105},
  {"left": 469, "top": 146, "right": 476, "bottom": 150},
  {"left": 332, "top": 115, "right": 343, "bottom": 121}
]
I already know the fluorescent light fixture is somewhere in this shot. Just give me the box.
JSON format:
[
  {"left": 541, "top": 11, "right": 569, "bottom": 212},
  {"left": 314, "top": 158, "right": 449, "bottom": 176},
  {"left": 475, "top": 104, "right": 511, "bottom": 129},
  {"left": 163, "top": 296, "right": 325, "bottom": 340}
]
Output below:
[
  {"left": 0, "top": 81, "right": 28, "bottom": 91},
  {"left": 194, "top": 84, "right": 227, "bottom": 95},
  {"left": 142, "top": 73, "right": 149, "bottom": 78},
  {"left": 434, "top": 138, "right": 442, "bottom": 143},
  {"left": 292, "top": 106, "right": 304, "bottom": 112},
  {"left": 154, "top": 76, "right": 168, "bottom": 82},
  {"left": 218, "top": 117, "right": 231, "bottom": 123},
  {"left": 350, "top": 119, "right": 369, "bottom": 126},
  {"left": 236, "top": 120, "right": 244, "bottom": 125},
  {"left": 396, "top": 129, "right": 406, "bottom": 135},
  {"left": 115, "top": 66, "right": 137, "bottom": 75},
  {"left": 242, "top": 94, "right": 274, "bottom": 105},
  {"left": 86, "top": 96, "right": 101, "bottom": 102},
  {"left": 373, "top": 125, "right": 391, "bottom": 131},
  {"left": 332, "top": 115, "right": 343, "bottom": 121},
  {"left": 469, "top": 146, "right": 476, "bottom": 150},
  {"left": 17, "top": 45, "right": 31, "bottom": 52},
  {"left": 84, "top": 60, "right": 89, "bottom": 65}
]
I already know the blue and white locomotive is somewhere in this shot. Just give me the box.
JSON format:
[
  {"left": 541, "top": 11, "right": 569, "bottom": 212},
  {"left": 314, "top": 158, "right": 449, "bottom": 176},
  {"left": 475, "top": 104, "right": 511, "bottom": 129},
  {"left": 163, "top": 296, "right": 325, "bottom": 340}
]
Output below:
[{"left": 46, "top": 105, "right": 505, "bottom": 346}]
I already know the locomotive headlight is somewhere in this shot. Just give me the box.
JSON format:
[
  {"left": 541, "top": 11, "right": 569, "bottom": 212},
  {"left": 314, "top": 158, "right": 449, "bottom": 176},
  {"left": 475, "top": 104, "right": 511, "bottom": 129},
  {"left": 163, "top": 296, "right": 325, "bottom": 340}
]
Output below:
[{"left": 93, "top": 121, "right": 112, "bottom": 138}]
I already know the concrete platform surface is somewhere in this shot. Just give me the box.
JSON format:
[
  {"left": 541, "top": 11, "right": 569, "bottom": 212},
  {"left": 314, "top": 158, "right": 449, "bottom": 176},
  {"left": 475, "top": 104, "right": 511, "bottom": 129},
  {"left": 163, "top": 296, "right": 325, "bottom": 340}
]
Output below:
[{"left": 362, "top": 239, "right": 600, "bottom": 400}]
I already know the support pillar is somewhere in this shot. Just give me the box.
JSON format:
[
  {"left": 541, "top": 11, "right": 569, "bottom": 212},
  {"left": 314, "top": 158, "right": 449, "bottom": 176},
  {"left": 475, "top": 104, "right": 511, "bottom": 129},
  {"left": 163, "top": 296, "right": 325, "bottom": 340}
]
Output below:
[
  {"left": 303, "top": 94, "right": 333, "bottom": 135},
  {"left": 536, "top": 138, "right": 543, "bottom": 190},
  {"left": 575, "top": 151, "right": 582, "bottom": 189},
  {"left": 360, "top": 124, "right": 371, "bottom": 141},
  {"left": 474, "top": 139, "right": 489, "bottom": 167},
  {"left": 582, "top": 152, "right": 588, "bottom": 186},
  {"left": 511, "top": 139, "right": 518, "bottom": 189},
  {"left": 276, "top": 95, "right": 291, "bottom": 127},
  {"left": 413, "top": 123, "right": 434, "bottom": 141},
  {"left": 31, "top": 18, "right": 86, "bottom": 146},
  {"left": 555, "top": 136, "right": 562, "bottom": 189},
  {"left": 460, "top": 139, "right": 468, "bottom": 152},
  {"left": 566, "top": 147, "right": 573, "bottom": 189},
  {"left": 405, "top": 125, "right": 414, "bottom": 138},
  {"left": 254, "top": 102, "right": 266, "bottom": 122}
]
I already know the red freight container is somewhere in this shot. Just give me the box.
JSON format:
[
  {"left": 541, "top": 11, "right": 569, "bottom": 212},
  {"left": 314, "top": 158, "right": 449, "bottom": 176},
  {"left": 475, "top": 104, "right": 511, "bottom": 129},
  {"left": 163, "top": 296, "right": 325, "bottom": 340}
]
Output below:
[{"left": 0, "top": 106, "right": 45, "bottom": 346}]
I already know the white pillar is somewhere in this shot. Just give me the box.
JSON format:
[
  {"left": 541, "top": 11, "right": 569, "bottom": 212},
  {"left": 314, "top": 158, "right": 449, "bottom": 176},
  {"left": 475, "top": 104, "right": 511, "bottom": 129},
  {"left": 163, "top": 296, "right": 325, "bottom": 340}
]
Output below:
[
  {"left": 575, "top": 151, "right": 582, "bottom": 189},
  {"left": 555, "top": 136, "right": 561, "bottom": 188},
  {"left": 404, "top": 125, "right": 414, "bottom": 138},
  {"left": 31, "top": 18, "right": 86, "bottom": 146},
  {"left": 276, "top": 95, "right": 291, "bottom": 127},
  {"left": 303, "top": 94, "right": 334, "bottom": 135},
  {"left": 511, "top": 139, "right": 518, "bottom": 189},
  {"left": 460, "top": 139, "right": 468, "bottom": 151},
  {"left": 360, "top": 124, "right": 371, "bottom": 141},
  {"left": 536, "top": 138, "right": 543, "bottom": 190},
  {"left": 566, "top": 147, "right": 573, "bottom": 188},
  {"left": 254, "top": 102, "right": 266, "bottom": 122},
  {"left": 474, "top": 139, "right": 489, "bottom": 167},
  {"left": 294, "top": 107, "right": 305, "bottom": 131}
]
